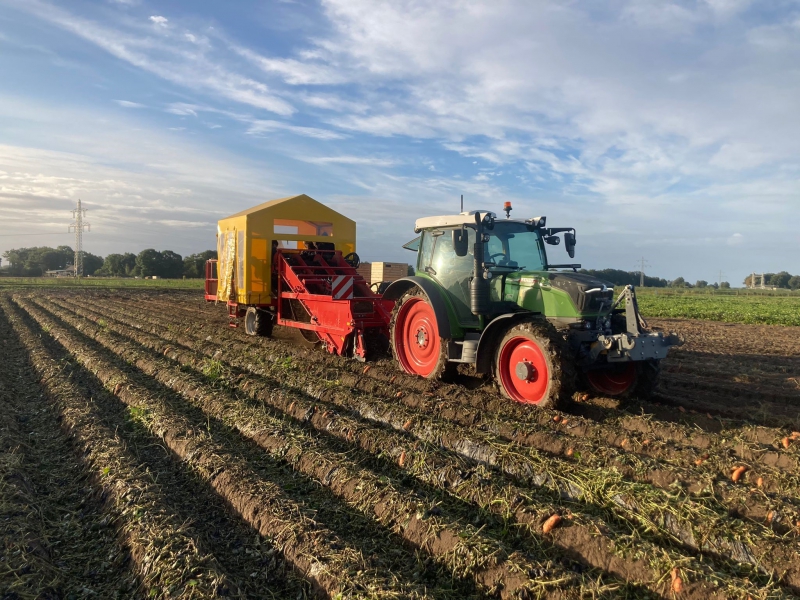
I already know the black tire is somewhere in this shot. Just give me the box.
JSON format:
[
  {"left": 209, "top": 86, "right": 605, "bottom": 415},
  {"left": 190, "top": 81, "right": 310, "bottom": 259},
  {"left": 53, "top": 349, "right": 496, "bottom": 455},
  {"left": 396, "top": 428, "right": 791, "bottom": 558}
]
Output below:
[
  {"left": 244, "top": 306, "right": 273, "bottom": 337},
  {"left": 632, "top": 359, "right": 661, "bottom": 400},
  {"left": 390, "top": 288, "right": 451, "bottom": 380},
  {"left": 493, "top": 320, "right": 575, "bottom": 408}
]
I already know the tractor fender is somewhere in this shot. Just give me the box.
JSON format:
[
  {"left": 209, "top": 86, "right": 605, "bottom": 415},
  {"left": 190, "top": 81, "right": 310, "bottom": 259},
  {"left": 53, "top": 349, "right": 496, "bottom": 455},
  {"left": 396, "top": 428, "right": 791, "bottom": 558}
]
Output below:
[
  {"left": 381, "top": 277, "right": 452, "bottom": 339},
  {"left": 475, "top": 313, "right": 538, "bottom": 374}
]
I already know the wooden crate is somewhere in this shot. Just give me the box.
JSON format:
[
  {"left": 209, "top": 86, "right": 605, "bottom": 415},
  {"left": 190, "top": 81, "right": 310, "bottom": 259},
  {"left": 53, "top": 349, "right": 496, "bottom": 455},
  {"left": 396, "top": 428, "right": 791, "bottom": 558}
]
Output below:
[
  {"left": 356, "top": 262, "right": 372, "bottom": 284},
  {"left": 371, "top": 262, "right": 409, "bottom": 283}
]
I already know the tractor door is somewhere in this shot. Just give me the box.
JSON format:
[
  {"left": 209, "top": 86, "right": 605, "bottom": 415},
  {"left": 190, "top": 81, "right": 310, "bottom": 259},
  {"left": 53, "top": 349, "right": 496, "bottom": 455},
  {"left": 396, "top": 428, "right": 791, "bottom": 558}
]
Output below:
[{"left": 420, "top": 228, "right": 480, "bottom": 327}]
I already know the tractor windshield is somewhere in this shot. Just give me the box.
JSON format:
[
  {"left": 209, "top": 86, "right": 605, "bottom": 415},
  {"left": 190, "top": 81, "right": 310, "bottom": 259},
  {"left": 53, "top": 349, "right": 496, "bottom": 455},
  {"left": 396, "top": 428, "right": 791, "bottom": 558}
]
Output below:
[{"left": 485, "top": 222, "right": 546, "bottom": 271}]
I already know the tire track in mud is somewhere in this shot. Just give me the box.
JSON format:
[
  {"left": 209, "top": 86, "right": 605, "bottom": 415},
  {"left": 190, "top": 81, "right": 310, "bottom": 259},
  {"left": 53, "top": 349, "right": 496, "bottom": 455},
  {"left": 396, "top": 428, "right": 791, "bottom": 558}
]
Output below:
[
  {"left": 45, "top": 297, "right": 696, "bottom": 597},
  {"left": 40, "top": 294, "right": 800, "bottom": 596},
  {"left": 15, "top": 297, "right": 455, "bottom": 600},
  {"left": 161, "top": 293, "right": 800, "bottom": 430},
  {"left": 29, "top": 298, "right": 636, "bottom": 598},
  {"left": 0, "top": 296, "right": 237, "bottom": 599},
  {"left": 76, "top": 294, "right": 800, "bottom": 519},
  {"left": 103, "top": 293, "right": 800, "bottom": 452},
  {"left": 3, "top": 297, "right": 315, "bottom": 600}
]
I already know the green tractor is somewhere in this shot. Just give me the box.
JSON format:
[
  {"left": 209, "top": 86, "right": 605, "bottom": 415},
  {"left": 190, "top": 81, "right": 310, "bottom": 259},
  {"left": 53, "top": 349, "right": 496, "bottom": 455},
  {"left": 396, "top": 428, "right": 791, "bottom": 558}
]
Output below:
[{"left": 382, "top": 204, "right": 682, "bottom": 407}]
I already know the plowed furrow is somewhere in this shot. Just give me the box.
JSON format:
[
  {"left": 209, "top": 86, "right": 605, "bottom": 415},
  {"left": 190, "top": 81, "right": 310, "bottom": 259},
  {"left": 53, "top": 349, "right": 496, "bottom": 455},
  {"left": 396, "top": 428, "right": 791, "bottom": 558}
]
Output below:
[
  {"left": 45, "top": 295, "right": 800, "bottom": 597},
  {"left": 32, "top": 297, "right": 641, "bottom": 598},
  {"left": 0, "top": 301, "right": 137, "bottom": 598},
  {"left": 664, "top": 352, "right": 799, "bottom": 391},
  {"left": 48, "top": 297, "right": 732, "bottom": 596},
  {"left": 88, "top": 294, "right": 800, "bottom": 482},
  {"left": 67, "top": 295, "right": 800, "bottom": 511},
  {"left": 15, "top": 297, "right": 443, "bottom": 599},
  {"left": 1, "top": 296, "right": 236, "bottom": 599}
]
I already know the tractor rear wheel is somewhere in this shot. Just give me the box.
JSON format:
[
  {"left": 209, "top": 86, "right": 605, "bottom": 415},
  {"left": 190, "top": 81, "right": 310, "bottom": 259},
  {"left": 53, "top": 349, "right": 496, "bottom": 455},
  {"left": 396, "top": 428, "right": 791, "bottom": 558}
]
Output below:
[
  {"left": 494, "top": 320, "right": 573, "bottom": 408},
  {"left": 244, "top": 307, "right": 273, "bottom": 337},
  {"left": 390, "top": 288, "right": 449, "bottom": 379}
]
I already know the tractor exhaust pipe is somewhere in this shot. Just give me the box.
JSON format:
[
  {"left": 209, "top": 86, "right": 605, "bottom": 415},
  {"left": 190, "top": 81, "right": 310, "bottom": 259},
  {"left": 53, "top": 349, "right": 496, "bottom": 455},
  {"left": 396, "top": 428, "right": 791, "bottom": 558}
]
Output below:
[{"left": 470, "top": 212, "right": 491, "bottom": 316}]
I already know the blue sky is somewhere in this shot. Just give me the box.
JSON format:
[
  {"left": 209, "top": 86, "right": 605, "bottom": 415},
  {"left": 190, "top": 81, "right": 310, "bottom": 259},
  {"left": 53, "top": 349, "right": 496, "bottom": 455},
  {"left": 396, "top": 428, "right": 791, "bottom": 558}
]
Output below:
[{"left": 1, "top": 0, "right": 799, "bottom": 284}]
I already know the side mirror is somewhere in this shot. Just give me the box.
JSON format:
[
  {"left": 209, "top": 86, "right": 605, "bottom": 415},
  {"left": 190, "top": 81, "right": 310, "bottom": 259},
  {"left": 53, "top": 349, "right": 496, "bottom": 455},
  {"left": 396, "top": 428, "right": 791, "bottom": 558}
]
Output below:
[
  {"left": 544, "top": 235, "right": 560, "bottom": 246},
  {"left": 564, "top": 231, "right": 576, "bottom": 259},
  {"left": 452, "top": 228, "right": 468, "bottom": 257}
]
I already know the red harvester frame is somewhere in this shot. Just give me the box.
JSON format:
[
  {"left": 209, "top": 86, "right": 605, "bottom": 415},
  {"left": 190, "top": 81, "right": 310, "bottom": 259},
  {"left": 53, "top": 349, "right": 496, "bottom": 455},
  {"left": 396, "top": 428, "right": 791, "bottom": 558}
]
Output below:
[{"left": 205, "top": 250, "right": 393, "bottom": 360}]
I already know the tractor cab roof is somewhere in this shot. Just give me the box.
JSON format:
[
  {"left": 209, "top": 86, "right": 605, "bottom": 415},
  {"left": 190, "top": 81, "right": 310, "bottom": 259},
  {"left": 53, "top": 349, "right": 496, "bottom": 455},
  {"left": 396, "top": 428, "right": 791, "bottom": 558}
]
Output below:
[{"left": 414, "top": 210, "right": 546, "bottom": 232}]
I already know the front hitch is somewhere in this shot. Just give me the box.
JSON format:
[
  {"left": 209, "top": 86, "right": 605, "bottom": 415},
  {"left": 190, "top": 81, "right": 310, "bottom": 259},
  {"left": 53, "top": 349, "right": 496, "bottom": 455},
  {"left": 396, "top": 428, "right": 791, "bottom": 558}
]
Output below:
[{"left": 589, "top": 285, "right": 683, "bottom": 363}]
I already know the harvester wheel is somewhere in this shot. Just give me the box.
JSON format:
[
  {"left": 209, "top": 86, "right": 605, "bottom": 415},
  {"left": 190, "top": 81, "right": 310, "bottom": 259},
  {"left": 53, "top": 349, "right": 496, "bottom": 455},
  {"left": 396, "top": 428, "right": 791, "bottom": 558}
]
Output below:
[
  {"left": 494, "top": 320, "right": 573, "bottom": 408},
  {"left": 244, "top": 307, "right": 273, "bottom": 337},
  {"left": 390, "top": 288, "right": 449, "bottom": 379}
]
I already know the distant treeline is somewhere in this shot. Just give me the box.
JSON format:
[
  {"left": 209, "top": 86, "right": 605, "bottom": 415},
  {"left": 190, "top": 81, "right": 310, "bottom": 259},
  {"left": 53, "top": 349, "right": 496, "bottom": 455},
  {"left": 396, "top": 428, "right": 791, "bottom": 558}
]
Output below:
[
  {"left": 1, "top": 246, "right": 217, "bottom": 279},
  {"left": 579, "top": 269, "right": 732, "bottom": 289}
]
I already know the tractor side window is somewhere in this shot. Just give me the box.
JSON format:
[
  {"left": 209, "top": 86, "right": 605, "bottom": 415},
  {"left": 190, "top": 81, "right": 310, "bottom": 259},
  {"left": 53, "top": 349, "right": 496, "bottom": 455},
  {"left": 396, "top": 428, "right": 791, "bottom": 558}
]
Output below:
[{"left": 418, "top": 231, "right": 434, "bottom": 272}]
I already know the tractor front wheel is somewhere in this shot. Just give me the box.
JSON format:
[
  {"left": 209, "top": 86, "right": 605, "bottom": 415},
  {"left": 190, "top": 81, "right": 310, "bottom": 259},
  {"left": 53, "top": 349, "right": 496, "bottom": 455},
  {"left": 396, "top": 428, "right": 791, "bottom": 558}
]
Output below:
[
  {"left": 586, "top": 363, "right": 637, "bottom": 396},
  {"left": 584, "top": 359, "right": 662, "bottom": 399},
  {"left": 390, "top": 289, "right": 449, "bottom": 379},
  {"left": 494, "top": 321, "right": 573, "bottom": 408}
]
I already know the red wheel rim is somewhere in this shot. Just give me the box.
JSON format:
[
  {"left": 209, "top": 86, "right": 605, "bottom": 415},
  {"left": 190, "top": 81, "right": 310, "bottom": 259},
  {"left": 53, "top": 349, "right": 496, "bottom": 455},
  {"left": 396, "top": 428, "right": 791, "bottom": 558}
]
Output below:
[
  {"left": 395, "top": 297, "right": 440, "bottom": 377},
  {"left": 587, "top": 363, "right": 636, "bottom": 396},
  {"left": 498, "top": 336, "right": 550, "bottom": 404}
]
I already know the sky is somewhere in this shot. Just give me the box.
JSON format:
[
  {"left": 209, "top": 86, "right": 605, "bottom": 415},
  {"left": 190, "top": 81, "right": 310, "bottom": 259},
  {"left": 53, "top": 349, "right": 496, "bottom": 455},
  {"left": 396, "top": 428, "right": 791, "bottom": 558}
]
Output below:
[{"left": 1, "top": 0, "right": 799, "bottom": 285}]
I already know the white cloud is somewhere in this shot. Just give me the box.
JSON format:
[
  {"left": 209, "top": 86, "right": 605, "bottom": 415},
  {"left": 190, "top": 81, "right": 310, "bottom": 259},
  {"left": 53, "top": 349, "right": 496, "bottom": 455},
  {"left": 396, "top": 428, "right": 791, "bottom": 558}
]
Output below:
[
  {"left": 303, "top": 155, "right": 397, "bottom": 166},
  {"left": 709, "top": 143, "right": 769, "bottom": 170},
  {"left": 9, "top": 1, "right": 294, "bottom": 116},
  {"left": 165, "top": 103, "right": 199, "bottom": 117},
  {"left": 149, "top": 15, "right": 168, "bottom": 27},
  {"left": 0, "top": 96, "right": 292, "bottom": 258},
  {"left": 233, "top": 46, "right": 346, "bottom": 85},
  {"left": 115, "top": 99, "right": 145, "bottom": 108},
  {"left": 246, "top": 120, "right": 345, "bottom": 140},
  {"left": 4, "top": 0, "right": 800, "bottom": 281},
  {"left": 727, "top": 232, "right": 744, "bottom": 246}
]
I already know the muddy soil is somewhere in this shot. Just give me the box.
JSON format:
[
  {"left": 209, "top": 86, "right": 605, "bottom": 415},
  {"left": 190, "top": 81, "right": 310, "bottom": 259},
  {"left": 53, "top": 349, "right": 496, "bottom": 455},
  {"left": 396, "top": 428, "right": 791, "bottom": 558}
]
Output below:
[{"left": 3, "top": 288, "right": 800, "bottom": 600}]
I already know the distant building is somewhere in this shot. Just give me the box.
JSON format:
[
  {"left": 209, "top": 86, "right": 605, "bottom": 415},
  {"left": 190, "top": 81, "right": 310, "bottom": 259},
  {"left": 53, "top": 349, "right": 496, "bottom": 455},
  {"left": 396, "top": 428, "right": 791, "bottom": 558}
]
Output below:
[{"left": 44, "top": 264, "right": 76, "bottom": 277}]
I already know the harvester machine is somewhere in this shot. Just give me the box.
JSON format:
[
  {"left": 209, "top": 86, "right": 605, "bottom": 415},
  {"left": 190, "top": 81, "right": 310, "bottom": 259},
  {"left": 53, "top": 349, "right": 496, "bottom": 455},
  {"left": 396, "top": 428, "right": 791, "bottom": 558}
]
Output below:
[{"left": 204, "top": 194, "right": 392, "bottom": 361}]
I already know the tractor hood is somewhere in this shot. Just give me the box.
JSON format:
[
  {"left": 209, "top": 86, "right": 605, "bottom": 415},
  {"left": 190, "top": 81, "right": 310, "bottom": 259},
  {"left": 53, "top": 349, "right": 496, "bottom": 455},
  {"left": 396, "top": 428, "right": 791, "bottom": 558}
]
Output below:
[{"left": 546, "top": 271, "right": 614, "bottom": 314}]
